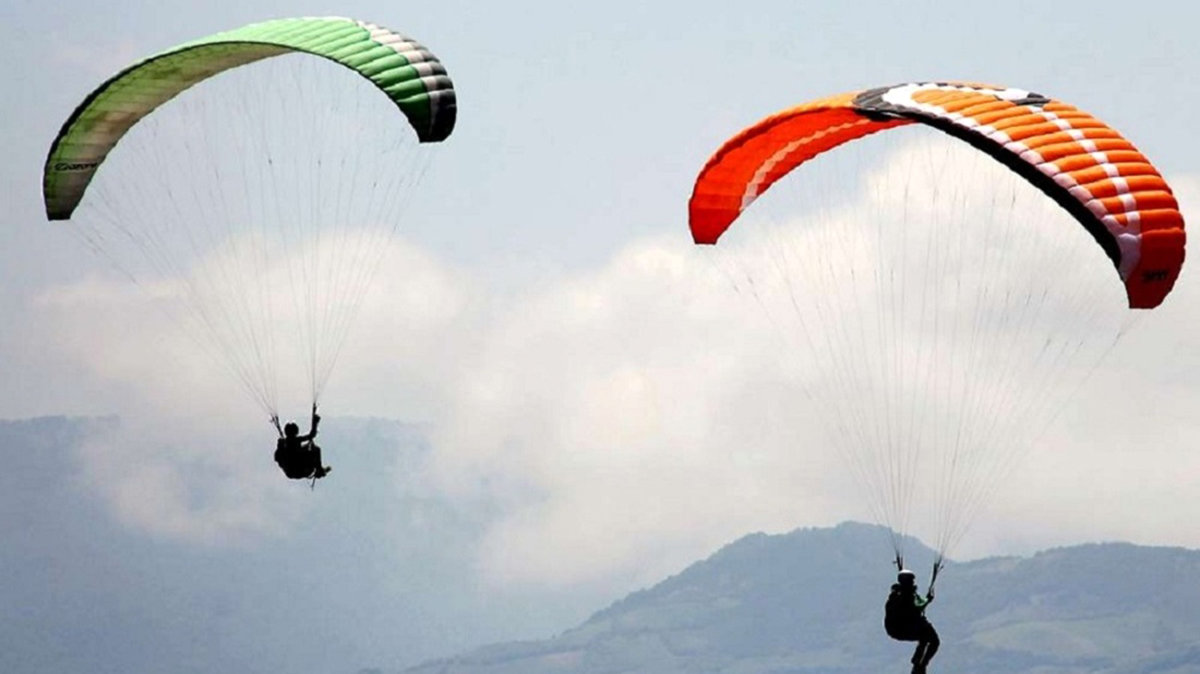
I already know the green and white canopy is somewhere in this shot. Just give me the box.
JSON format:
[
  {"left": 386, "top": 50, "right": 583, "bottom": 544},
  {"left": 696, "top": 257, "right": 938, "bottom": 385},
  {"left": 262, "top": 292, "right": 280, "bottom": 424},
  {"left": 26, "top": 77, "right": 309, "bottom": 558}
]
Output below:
[{"left": 44, "top": 16, "right": 456, "bottom": 220}]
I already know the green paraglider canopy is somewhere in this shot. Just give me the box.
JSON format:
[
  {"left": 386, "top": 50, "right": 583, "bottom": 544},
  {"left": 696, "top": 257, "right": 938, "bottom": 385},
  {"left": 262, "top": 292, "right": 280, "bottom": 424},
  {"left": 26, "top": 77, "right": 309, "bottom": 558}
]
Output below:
[
  {"left": 41, "top": 16, "right": 456, "bottom": 421},
  {"left": 44, "top": 16, "right": 456, "bottom": 220}
]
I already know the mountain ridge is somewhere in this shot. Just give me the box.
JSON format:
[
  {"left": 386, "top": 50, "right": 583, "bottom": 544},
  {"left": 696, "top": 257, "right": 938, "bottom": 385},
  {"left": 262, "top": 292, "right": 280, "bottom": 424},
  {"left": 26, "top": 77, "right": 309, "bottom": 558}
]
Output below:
[{"left": 405, "top": 522, "right": 1200, "bottom": 674}]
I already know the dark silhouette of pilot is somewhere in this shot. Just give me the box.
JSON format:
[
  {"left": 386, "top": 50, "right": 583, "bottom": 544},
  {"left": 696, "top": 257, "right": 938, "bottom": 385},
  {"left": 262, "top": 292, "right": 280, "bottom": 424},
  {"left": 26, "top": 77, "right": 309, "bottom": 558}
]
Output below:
[
  {"left": 274, "top": 409, "right": 330, "bottom": 480},
  {"left": 884, "top": 569, "right": 939, "bottom": 673}
]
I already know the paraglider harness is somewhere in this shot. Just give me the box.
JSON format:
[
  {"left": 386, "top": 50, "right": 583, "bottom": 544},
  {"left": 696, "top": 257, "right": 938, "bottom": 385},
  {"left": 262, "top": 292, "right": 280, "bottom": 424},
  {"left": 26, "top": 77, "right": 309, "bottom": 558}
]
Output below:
[{"left": 272, "top": 404, "right": 323, "bottom": 489}]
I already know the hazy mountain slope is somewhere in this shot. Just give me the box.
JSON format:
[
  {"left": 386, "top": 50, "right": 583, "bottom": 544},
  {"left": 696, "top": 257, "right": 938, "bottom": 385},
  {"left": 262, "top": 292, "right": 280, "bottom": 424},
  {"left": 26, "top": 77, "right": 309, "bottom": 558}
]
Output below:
[
  {"left": 0, "top": 416, "right": 596, "bottom": 674},
  {"left": 407, "top": 522, "right": 1200, "bottom": 674}
]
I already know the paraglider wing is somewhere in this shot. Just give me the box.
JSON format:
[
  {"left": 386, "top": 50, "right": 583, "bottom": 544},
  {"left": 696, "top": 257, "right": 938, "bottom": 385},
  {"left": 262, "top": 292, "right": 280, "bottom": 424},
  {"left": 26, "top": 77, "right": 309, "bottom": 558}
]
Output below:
[
  {"left": 40, "top": 16, "right": 457, "bottom": 420},
  {"left": 689, "top": 81, "right": 1185, "bottom": 308},
  {"left": 687, "top": 80, "right": 1187, "bottom": 579},
  {"left": 43, "top": 16, "right": 457, "bottom": 221}
]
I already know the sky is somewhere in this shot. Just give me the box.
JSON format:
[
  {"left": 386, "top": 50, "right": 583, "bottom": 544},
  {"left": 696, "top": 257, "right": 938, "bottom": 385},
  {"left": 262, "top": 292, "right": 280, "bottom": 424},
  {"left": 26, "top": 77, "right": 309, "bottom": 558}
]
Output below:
[{"left": 4, "top": 0, "right": 1200, "bottom": 671}]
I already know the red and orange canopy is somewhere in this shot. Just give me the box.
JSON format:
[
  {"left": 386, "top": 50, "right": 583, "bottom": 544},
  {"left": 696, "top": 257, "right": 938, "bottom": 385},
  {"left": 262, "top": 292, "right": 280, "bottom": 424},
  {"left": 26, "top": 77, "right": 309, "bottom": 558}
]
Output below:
[{"left": 689, "top": 82, "right": 1185, "bottom": 308}]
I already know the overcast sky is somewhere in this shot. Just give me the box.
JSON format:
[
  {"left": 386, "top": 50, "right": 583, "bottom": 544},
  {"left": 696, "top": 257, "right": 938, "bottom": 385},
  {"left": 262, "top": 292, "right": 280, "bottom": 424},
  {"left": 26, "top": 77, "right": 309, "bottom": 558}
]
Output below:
[{"left": 4, "top": 0, "right": 1200, "bottom": 671}]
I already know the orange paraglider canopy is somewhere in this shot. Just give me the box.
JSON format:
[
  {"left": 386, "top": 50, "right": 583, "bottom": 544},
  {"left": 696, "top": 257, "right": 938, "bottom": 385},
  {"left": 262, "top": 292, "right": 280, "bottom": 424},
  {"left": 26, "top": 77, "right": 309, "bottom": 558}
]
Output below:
[{"left": 689, "top": 81, "right": 1185, "bottom": 308}]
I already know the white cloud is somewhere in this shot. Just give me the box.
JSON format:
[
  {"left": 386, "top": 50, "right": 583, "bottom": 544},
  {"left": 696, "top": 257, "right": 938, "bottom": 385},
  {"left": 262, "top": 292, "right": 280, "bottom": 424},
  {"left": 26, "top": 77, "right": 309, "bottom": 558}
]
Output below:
[
  {"left": 29, "top": 141, "right": 1200, "bottom": 594},
  {"left": 73, "top": 416, "right": 301, "bottom": 544},
  {"left": 421, "top": 145, "right": 1200, "bottom": 588},
  {"left": 974, "top": 171, "right": 1200, "bottom": 557},
  {"left": 424, "top": 237, "right": 867, "bottom": 588},
  {"left": 33, "top": 235, "right": 474, "bottom": 543}
]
